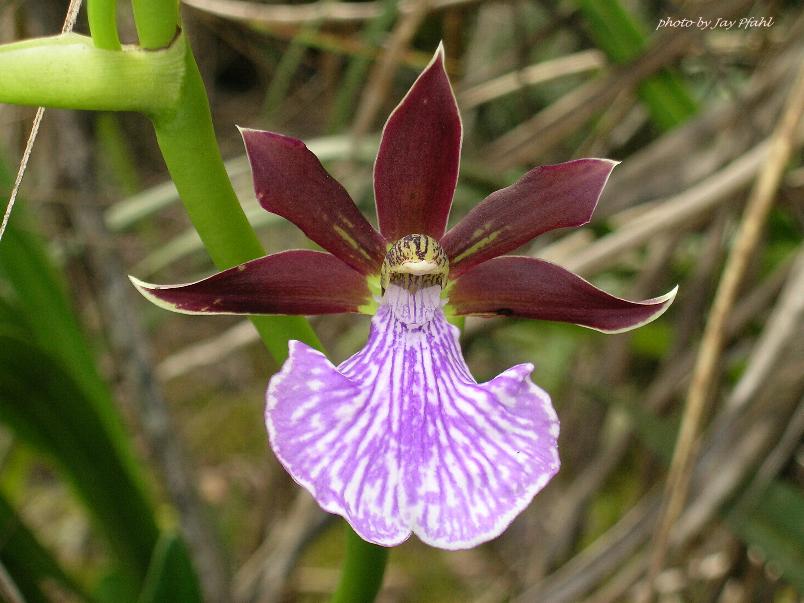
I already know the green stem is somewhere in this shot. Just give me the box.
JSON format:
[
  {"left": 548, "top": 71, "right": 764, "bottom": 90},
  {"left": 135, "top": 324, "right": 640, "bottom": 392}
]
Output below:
[
  {"left": 150, "top": 43, "right": 321, "bottom": 361},
  {"left": 132, "top": 0, "right": 180, "bottom": 49},
  {"left": 147, "top": 33, "right": 387, "bottom": 599},
  {"left": 87, "top": 0, "right": 121, "bottom": 50},
  {"left": 331, "top": 527, "right": 389, "bottom": 603},
  {"left": 0, "top": 34, "right": 184, "bottom": 112}
]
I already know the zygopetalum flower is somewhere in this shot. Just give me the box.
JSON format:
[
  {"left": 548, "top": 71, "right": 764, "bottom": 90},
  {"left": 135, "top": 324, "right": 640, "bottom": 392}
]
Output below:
[{"left": 132, "top": 46, "right": 677, "bottom": 550}]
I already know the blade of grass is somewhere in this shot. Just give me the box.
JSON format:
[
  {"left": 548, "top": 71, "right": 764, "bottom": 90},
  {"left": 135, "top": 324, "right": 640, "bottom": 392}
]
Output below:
[
  {"left": 138, "top": 533, "right": 203, "bottom": 603},
  {"left": 0, "top": 332, "right": 158, "bottom": 588},
  {"left": 0, "top": 490, "right": 90, "bottom": 603},
  {"left": 327, "top": 0, "right": 399, "bottom": 132}
]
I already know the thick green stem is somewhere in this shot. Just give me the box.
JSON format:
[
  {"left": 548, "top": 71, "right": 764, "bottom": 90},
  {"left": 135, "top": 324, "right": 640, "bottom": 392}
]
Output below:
[
  {"left": 132, "top": 0, "right": 180, "bottom": 49},
  {"left": 148, "top": 39, "right": 386, "bottom": 599},
  {"left": 331, "top": 527, "right": 389, "bottom": 603},
  {"left": 87, "top": 0, "right": 121, "bottom": 50},
  {"left": 0, "top": 34, "right": 183, "bottom": 112},
  {"left": 150, "top": 45, "right": 321, "bottom": 360}
]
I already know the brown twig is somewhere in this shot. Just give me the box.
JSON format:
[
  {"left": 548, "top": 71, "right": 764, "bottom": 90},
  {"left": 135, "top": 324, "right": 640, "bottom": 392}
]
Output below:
[
  {"left": 183, "top": 0, "right": 482, "bottom": 27},
  {"left": 483, "top": 0, "right": 756, "bottom": 170},
  {"left": 0, "top": 561, "right": 24, "bottom": 603},
  {"left": 0, "top": 0, "right": 81, "bottom": 242},
  {"left": 724, "top": 249, "right": 804, "bottom": 414},
  {"left": 457, "top": 49, "right": 605, "bottom": 110},
  {"left": 514, "top": 349, "right": 802, "bottom": 603},
  {"left": 233, "top": 492, "right": 330, "bottom": 603},
  {"left": 350, "top": 0, "right": 431, "bottom": 144},
  {"left": 540, "top": 140, "right": 774, "bottom": 276},
  {"left": 645, "top": 61, "right": 804, "bottom": 597}
]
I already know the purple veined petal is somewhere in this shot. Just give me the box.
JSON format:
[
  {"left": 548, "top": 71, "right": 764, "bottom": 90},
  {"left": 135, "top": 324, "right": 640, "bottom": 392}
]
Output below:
[
  {"left": 130, "top": 250, "right": 372, "bottom": 316},
  {"left": 240, "top": 128, "right": 387, "bottom": 275},
  {"left": 374, "top": 43, "right": 462, "bottom": 241},
  {"left": 447, "top": 256, "right": 677, "bottom": 333},
  {"left": 442, "top": 159, "right": 617, "bottom": 277},
  {"left": 266, "top": 285, "right": 559, "bottom": 549}
]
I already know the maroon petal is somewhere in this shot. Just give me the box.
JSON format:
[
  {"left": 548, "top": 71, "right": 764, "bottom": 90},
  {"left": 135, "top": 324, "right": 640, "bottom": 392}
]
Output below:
[
  {"left": 241, "top": 128, "right": 386, "bottom": 275},
  {"left": 448, "top": 256, "right": 676, "bottom": 333},
  {"left": 442, "top": 159, "right": 617, "bottom": 277},
  {"left": 374, "top": 44, "right": 462, "bottom": 241},
  {"left": 130, "top": 250, "right": 372, "bottom": 316}
]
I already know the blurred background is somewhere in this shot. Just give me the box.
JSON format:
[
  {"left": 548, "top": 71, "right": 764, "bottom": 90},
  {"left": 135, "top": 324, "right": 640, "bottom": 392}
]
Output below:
[{"left": 0, "top": 0, "right": 802, "bottom": 601}]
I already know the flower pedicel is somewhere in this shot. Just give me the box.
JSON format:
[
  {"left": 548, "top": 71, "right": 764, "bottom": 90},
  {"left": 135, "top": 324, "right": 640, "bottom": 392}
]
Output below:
[{"left": 132, "top": 45, "right": 676, "bottom": 549}]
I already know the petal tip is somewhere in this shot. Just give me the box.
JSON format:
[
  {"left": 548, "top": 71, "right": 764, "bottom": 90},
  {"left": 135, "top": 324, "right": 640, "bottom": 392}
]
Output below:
[
  {"left": 237, "top": 124, "right": 260, "bottom": 144},
  {"left": 129, "top": 275, "right": 185, "bottom": 314},
  {"left": 433, "top": 40, "right": 446, "bottom": 64},
  {"left": 595, "top": 284, "right": 679, "bottom": 334}
]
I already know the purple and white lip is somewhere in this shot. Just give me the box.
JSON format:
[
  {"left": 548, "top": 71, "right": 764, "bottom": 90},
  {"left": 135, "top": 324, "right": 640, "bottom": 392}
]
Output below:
[{"left": 266, "top": 277, "right": 560, "bottom": 549}]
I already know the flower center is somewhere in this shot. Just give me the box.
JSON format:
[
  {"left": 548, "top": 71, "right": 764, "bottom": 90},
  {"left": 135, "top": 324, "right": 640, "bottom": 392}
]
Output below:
[
  {"left": 380, "top": 234, "right": 449, "bottom": 293},
  {"left": 380, "top": 234, "right": 449, "bottom": 327}
]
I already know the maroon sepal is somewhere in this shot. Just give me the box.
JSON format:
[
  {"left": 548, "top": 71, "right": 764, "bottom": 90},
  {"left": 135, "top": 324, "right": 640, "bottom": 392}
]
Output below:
[
  {"left": 448, "top": 256, "right": 677, "bottom": 333},
  {"left": 131, "top": 250, "right": 372, "bottom": 316},
  {"left": 373, "top": 44, "right": 462, "bottom": 241},
  {"left": 442, "top": 159, "right": 617, "bottom": 277},
  {"left": 241, "top": 128, "right": 386, "bottom": 275}
]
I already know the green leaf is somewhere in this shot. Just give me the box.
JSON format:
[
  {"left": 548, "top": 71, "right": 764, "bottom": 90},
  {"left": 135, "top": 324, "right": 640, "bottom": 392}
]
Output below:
[
  {"left": 0, "top": 332, "right": 159, "bottom": 584},
  {"left": 0, "top": 160, "right": 160, "bottom": 585},
  {"left": 0, "top": 490, "right": 90, "bottom": 603},
  {"left": 728, "top": 481, "right": 804, "bottom": 591},
  {"left": 138, "top": 533, "right": 203, "bottom": 603}
]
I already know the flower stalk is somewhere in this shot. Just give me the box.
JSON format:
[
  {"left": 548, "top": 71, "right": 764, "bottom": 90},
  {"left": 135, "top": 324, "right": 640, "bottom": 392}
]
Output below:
[
  {"left": 0, "top": 34, "right": 185, "bottom": 113},
  {"left": 331, "top": 527, "right": 389, "bottom": 603},
  {"left": 87, "top": 0, "right": 121, "bottom": 50},
  {"left": 149, "top": 48, "right": 322, "bottom": 359}
]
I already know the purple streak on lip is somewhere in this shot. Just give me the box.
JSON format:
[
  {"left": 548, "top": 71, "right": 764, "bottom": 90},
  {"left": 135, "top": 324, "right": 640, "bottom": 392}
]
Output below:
[
  {"left": 448, "top": 256, "right": 677, "bottom": 333},
  {"left": 130, "top": 250, "right": 372, "bottom": 316},
  {"left": 442, "top": 159, "right": 617, "bottom": 277},
  {"left": 373, "top": 44, "right": 462, "bottom": 241},
  {"left": 266, "top": 284, "right": 559, "bottom": 549}
]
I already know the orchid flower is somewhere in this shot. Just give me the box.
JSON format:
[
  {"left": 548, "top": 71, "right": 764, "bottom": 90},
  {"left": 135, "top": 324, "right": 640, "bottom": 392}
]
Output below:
[{"left": 131, "top": 46, "right": 676, "bottom": 550}]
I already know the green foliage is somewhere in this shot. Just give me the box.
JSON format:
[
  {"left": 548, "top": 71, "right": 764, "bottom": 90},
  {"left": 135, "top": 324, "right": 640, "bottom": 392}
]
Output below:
[
  {"left": 575, "top": 0, "right": 697, "bottom": 129},
  {"left": 729, "top": 482, "right": 804, "bottom": 592},
  {"left": 138, "top": 533, "right": 203, "bottom": 603},
  {"left": 0, "top": 196, "right": 199, "bottom": 599},
  {"left": 0, "top": 490, "right": 88, "bottom": 603},
  {"left": 0, "top": 332, "right": 158, "bottom": 586}
]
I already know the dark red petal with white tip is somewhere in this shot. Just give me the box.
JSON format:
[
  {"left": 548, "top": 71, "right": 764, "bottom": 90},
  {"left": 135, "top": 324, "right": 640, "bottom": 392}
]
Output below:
[
  {"left": 241, "top": 128, "right": 386, "bottom": 275},
  {"left": 131, "top": 250, "right": 372, "bottom": 316},
  {"left": 448, "top": 256, "right": 676, "bottom": 333},
  {"left": 373, "top": 44, "right": 462, "bottom": 241},
  {"left": 442, "top": 159, "right": 617, "bottom": 277}
]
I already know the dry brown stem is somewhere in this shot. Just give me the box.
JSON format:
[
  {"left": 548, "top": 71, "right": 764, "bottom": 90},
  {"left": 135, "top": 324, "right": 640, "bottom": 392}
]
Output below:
[{"left": 645, "top": 62, "right": 804, "bottom": 596}]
